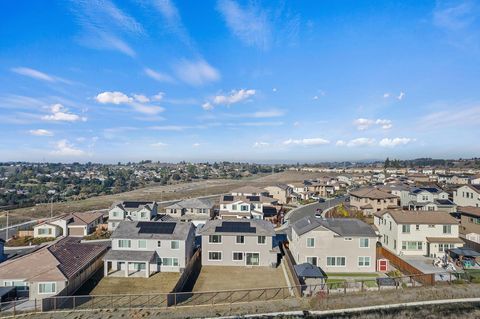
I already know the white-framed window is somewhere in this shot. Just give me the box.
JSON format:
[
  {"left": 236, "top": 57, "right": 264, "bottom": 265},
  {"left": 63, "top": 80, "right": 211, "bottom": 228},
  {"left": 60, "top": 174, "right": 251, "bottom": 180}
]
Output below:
[
  {"left": 232, "top": 252, "right": 243, "bottom": 261},
  {"left": 38, "top": 228, "right": 52, "bottom": 235},
  {"left": 401, "top": 241, "right": 423, "bottom": 251},
  {"left": 358, "top": 256, "right": 371, "bottom": 267},
  {"left": 208, "top": 251, "right": 222, "bottom": 261},
  {"left": 236, "top": 235, "right": 245, "bottom": 244},
  {"left": 327, "top": 257, "right": 346, "bottom": 267},
  {"left": 401, "top": 225, "right": 410, "bottom": 233},
  {"left": 38, "top": 282, "right": 56, "bottom": 294},
  {"left": 241, "top": 205, "right": 249, "bottom": 211},
  {"left": 232, "top": 204, "right": 238, "bottom": 210},
  {"left": 157, "top": 241, "right": 161, "bottom": 247},
  {"left": 171, "top": 240, "right": 180, "bottom": 249},
  {"left": 138, "top": 240, "right": 147, "bottom": 249},
  {"left": 443, "top": 225, "right": 452, "bottom": 234},
  {"left": 258, "top": 236, "right": 266, "bottom": 244},
  {"left": 359, "top": 238, "right": 369, "bottom": 248},
  {"left": 415, "top": 225, "right": 420, "bottom": 230},
  {"left": 118, "top": 239, "right": 131, "bottom": 248},
  {"left": 306, "top": 238, "right": 315, "bottom": 248},
  {"left": 439, "top": 243, "right": 455, "bottom": 252},
  {"left": 306, "top": 256, "right": 317, "bottom": 266},
  {"left": 209, "top": 235, "right": 222, "bottom": 243},
  {"left": 160, "top": 257, "right": 179, "bottom": 266}
]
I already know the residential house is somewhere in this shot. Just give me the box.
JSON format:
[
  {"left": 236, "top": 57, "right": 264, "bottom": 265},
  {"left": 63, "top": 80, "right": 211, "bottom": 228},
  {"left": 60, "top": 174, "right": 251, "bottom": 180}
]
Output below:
[
  {"left": 164, "top": 198, "right": 214, "bottom": 226},
  {"left": 103, "top": 220, "right": 195, "bottom": 277},
  {"left": 349, "top": 187, "right": 399, "bottom": 215},
  {"left": 0, "top": 238, "right": 107, "bottom": 300},
  {"left": 288, "top": 217, "right": 377, "bottom": 273},
  {"left": 453, "top": 185, "right": 480, "bottom": 208},
  {"left": 264, "top": 184, "right": 292, "bottom": 204},
  {"left": 470, "top": 174, "right": 480, "bottom": 185},
  {"left": 230, "top": 186, "right": 269, "bottom": 197},
  {"left": 288, "top": 182, "right": 309, "bottom": 200},
  {"left": 373, "top": 210, "right": 462, "bottom": 258},
  {"left": 108, "top": 201, "right": 158, "bottom": 231},
  {"left": 218, "top": 195, "right": 278, "bottom": 220},
  {"left": 33, "top": 212, "right": 104, "bottom": 238},
  {"left": 457, "top": 206, "right": 480, "bottom": 244},
  {"left": 198, "top": 219, "right": 278, "bottom": 267},
  {"left": 406, "top": 187, "right": 456, "bottom": 213}
]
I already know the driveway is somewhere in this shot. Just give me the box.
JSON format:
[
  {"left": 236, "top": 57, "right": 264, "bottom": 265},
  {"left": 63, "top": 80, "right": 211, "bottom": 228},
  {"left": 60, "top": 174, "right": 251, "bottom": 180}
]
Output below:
[
  {"left": 284, "top": 196, "right": 347, "bottom": 225},
  {"left": 403, "top": 256, "right": 452, "bottom": 281}
]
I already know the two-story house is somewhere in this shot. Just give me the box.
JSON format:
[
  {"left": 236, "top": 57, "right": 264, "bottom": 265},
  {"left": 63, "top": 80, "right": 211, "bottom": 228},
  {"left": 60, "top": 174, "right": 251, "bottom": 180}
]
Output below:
[
  {"left": 164, "top": 198, "right": 214, "bottom": 225},
  {"left": 373, "top": 210, "right": 462, "bottom": 258},
  {"left": 288, "top": 216, "right": 377, "bottom": 273},
  {"left": 407, "top": 187, "right": 456, "bottom": 213},
  {"left": 457, "top": 206, "right": 480, "bottom": 244},
  {"left": 453, "top": 185, "right": 480, "bottom": 207},
  {"left": 230, "top": 186, "right": 270, "bottom": 197},
  {"left": 108, "top": 201, "right": 158, "bottom": 230},
  {"left": 198, "top": 219, "right": 278, "bottom": 267},
  {"left": 218, "top": 195, "right": 278, "bottom": 220},
  {"left": 264, "top": 184, "right": 292, "bottom": 204},
  {"left": 33, "top": 212, "right": 104, "bottom": 238},
  {"left": 103, "top": 220, "right": 195, "bottom": 277},
  {"left": 349, "top": 187, "right": 399, "bottom": 215}
]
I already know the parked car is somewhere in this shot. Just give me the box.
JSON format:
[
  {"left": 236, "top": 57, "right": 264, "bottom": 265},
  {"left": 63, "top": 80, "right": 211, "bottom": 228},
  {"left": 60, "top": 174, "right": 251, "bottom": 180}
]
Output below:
[{"left": 318, "top": 198, "right": 326, "bottom": 203}]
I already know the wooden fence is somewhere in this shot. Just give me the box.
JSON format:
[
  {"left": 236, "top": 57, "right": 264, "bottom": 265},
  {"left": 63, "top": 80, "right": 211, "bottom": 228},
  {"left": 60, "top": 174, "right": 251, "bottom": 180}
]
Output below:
[
  {"left": 376, "top": 246, "right": 435, "bottom": 286},
  {"left": 167, "top": 248, "right": 202, "bottom": 306},
  {"left": 281, "top": 242, "right": 303, "bottom": 297}
]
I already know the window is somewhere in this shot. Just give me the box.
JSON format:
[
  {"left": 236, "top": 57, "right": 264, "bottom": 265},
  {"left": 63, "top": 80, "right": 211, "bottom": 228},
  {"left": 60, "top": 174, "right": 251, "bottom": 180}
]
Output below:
[
  {"left": 359, "top": 238, "right": 369, "bottom": 248},
  {"left": 428, "top": 224, "right": 435, "bottom": 228},
  {"left": 415, "top": 225, "right": 420, "bottom": 231},
  {"left": 258, "top": 236, "right": 266, "bottom": 244},
  {"left": 402, "top": 241, "right": 423, "bottom": 251},
  {"left": 3, "top": 281, "right": 28, "bottom": 291},
  {"left": 208, "top": 251, "right": 222, "bottom": 261},
  {"left": 443, "top": 225, "right": 452, "bottom": 234},
  {"left": 327, "top": 257, "right": 346, "bottom": 267},
  {"left": 306, "top": 238, "right": 315, "bottom": 248},
  {"left": 402, "top": 225, "right": 410, "bottom": 233},
  {"left": 209, "top": 235, "right": 222, "bottom": 243},
  {"left": 38, "top": 228, "right": 52, "bottom": 235},
  {"left": 236, "top": 235, "right": 245, "bottom": 244},
  {"left": 394, "top": 240, "right": 397, "bottom": 250},
  {"left": 157, "top": 241, "right": 161, "bottom": 247},
  {"left": 358, "top": 256, "right": 371, "bottom": 267},
  {"left": 161, "top": 257, "right": 179, "bottom": 266},
  {"left": 140, "top": 212, "right": 146, "bottom": 218},
  {"left": 38, "top": 282, "right": 56, "bottom": 294},
  {"left": 118, "top": 239, "right": 131, "bottom": 248},
  {"left": 171, "top": 240, "right": 180, "bottom": 249},
  {"left": 232, "top": 204, "right": 237, "bottom": 210},
  {"left": 241, "top": 205, "right": 249, "bottom": 211},
  {"left": 138, "top": 240, "right": 147, "bottom": 249},
  {"left": 344, "top": 237, "right": 352, "bottom": 241},
  {"left": 233, "top": 252, "right": 243, "bottom": 261},
  {"left": 439, "top": 244, "right": 455, "bottom": 252},
  {"left": 307, "top": 256, "right": 317, "bottom": 266}
]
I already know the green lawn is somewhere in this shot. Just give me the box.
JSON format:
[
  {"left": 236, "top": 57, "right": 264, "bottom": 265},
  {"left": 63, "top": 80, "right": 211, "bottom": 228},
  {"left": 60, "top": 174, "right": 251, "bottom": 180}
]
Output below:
[
  {"left": 326, "top": 279, "right": 346, "bottom": 289},
  {"left": 326, "top": 273, "right": 380, "bottom": 278}
]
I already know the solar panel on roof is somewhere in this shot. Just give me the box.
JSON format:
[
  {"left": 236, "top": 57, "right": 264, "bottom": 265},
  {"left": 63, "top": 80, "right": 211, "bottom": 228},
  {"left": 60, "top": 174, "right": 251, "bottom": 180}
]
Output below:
[
  {"left": 215, "top": 221, "right": 256, "bottom": 233},
  {"left": 123, "top": 201, "right": 151, "bottom": 208},
  {"left": 137, "top": 222, "right": 176, "bottom": 234},
  {"left": 246, "top": 196, "right": 260, "bottom": 202},
  {"left": 223, "top": 195, "right": 234, "bottom": 201}
]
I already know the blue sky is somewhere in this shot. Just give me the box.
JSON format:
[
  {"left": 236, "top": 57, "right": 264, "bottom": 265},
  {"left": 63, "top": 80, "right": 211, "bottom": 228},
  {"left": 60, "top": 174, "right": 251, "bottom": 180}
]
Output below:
[{"left": 1, "top": 0, "right": 479, "bottom": 163}]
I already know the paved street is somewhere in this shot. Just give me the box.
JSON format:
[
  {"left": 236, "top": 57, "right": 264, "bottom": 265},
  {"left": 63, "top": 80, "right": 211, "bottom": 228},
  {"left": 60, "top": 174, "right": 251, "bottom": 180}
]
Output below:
[{"left": 285, "top": 195, "right": 347, "bottom": 225}]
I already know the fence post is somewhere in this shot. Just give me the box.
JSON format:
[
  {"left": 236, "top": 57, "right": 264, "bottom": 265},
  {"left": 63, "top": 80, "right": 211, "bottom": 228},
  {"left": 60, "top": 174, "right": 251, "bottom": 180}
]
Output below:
[
  {"left": 343, "top": 281, "right": 347, "bottom": 294},
  {"left": 174, "top": 293, "right": 177, "bottom": 307},
  {"left": 34, "top": 298, "right": 37, "bottom": 312},
  {"left": 54, "top": 297, "right": 56, "bottom": 311},
  {"left": 361, "top": 281, "right": 364, "bottom": 292},
  {"left": 73, "top": 296, "right": 76, "bottom": 310},
  {"left": 13, "top": 300, "right": 15, "bottom": 317}
]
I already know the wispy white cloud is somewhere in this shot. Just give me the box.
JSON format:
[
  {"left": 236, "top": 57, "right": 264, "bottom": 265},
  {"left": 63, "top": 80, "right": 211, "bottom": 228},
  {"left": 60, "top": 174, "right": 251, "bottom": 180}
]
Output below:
[
  {"left": 217, "top": 0, "right": 271, "bottom": 50},
  {"left": 353, "top": 118, "right": 392, "bottom": 130},
  {"left": 420, "top": 105, "right": 480, "bottom": 128},
  {"left": 397, "top": 91, "right": 405, "bottom": 100},
  {"left": 149, "top": 0, "right": 193, "bottom": 47},
  {"left": 433, "top": 1, "right": 476, "bottom": 31},
  {"left": 42, "top": 104, "right": 86, "bottom": 122},
  {"left": 253, "top": 141, "right": 269, "bottom": 148},
  {"left": 346, "top": 138, "right": 375, "bottom": 147},
  {"left": 11, "top": 67, "right": 71, "bottom": 84},
  {"left": 174, "top": 59, "right": 220, "bottom": 86},
  {"left": 29, "top": 129, "right": 54, "bottom": 136},
  {"left": 192, "top": 142, "right": 200, "bottom": 147},
  {"left": 95, "top": 91, "right": 164, "bottom": 114},
  {"left": 379, "top": 137, "right": 415, "bottom": 148},
  {"left": 51, "top": 139, "right": 85, "bottom": 156},
  {"left": 151, "top": 141, "right": 168, "bottom": 147},
  {"left": 152, "top": 92, "right": 165, "bottom": 101},
  {"left": 383, "top": 93, "right": 391, "bottom": 98},
  {"left": 144, "top": 68, "right": 175, "bottom": 83},
  {"left": 203, "top": 89, "right": 255, "bottom": 110},
  {"left": 283, "top": 137, "right": 330, "bottom": 146},
  {"left": 335, "top": 140, "right": 346, "bottom": 146},
  {"left": 70, "top": 0, "right": 143, "bottom": 56}
]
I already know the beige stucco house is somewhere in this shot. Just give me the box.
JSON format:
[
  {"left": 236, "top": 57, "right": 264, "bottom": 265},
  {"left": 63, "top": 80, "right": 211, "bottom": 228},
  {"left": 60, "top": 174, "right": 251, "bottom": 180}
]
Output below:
[
  {"left": 288, "top": 217, "right": 377, "bottom": 273},
  {"left": 453, "top": 185, "right": 480, "bottom": 208},
  {"left": 349, "top": 187, "right": 400, "bottom": 215}
]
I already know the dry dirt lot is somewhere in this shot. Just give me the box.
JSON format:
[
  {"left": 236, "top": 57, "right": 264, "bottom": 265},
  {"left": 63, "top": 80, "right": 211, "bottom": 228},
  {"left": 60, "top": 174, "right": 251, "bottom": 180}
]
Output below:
[
  {"left": 192, "top": 266, "right": 288, "bottom": 292},
  {"left": 89, "top": 272, "right": 180, "bottom": 295},
  {"left": 2, "top": 170, "right": 333, "bottom": 224}
]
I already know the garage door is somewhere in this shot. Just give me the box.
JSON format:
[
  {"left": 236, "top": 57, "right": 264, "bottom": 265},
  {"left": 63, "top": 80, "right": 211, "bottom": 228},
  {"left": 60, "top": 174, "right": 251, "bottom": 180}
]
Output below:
[{"left": 69, "top": 227, "right": 84, "bottom": 237}]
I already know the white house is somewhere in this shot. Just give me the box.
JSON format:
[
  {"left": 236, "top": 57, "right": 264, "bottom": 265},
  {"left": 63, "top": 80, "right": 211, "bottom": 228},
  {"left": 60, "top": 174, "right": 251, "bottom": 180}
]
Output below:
[
  {"left": 373, "top": 210, "right": 462, "bottom": 258},
  {"left": 108, "top": 201, "right": 158, "bottom": 230},
  {"left": 218, "top": 195, "right": 277, "bottom": 220},
  {"left": 453, "top": 185, "right": 480, "bottom": 208}
]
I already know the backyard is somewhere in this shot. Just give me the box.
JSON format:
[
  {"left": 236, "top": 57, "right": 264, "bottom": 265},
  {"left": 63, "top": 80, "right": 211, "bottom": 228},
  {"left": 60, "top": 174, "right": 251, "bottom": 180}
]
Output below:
[
  {"left": 89, "top": 272, "right": 180, "bottom": 295},
  {"left": 192, "top": 266, "right": 288, "bottom": 292}
]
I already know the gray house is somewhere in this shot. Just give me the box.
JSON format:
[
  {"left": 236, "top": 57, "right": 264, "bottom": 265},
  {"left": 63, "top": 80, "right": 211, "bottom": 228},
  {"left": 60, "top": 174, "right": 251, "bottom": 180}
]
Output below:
[
  {"left": 103, "top": 220, "right": 195, "bottom": 278},
  {"left": 164, "top": 198, "right": 215, "bottom": 225},
  {"left": 108, "top": 201, "right": 158, "bottom": 231},
  {"left": 198, "top": 219, "right": 279, "bottom": 267},
  {"left": 288, "top": 217, "right": 377, "bottom": 273}
]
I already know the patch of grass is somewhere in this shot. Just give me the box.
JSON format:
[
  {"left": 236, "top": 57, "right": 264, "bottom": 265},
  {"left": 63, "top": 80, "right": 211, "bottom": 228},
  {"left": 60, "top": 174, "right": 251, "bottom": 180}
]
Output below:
[
  {"left": 6, "top": 236, "right": 55, "bottom": 247},
  {"left": 326, "top": 272, "right": 380, "bottom": 278},
  {"left": 360, "top": 280, "right": 378, "bottom": 288},
  {"left": 326, "top": 279, "right": 346, "bottom": 289}
]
